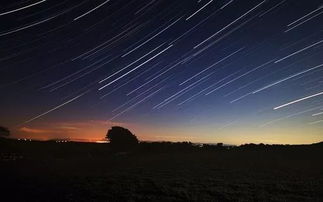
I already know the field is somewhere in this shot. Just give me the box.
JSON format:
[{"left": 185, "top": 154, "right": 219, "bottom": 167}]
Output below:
[{"left": 0, "top": 138, "right": 322, "bottom": 201}]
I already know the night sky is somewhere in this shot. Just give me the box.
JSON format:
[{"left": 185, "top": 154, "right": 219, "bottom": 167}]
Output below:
[{"left": 1, "top": 0, "right": 322, "bottom": 144}]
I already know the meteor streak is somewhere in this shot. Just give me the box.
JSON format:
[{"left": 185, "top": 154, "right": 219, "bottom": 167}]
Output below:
[
  {"left": 0, "top": 1, "right": 85, "bottom": 37},
  {"left": 121, "top": 17, "right": 182, "bottom": 57},
  {"left": 287, "top": 5, "right": 323, "bottom": 27},
  {"left": 24, "top": 92, "right": 86, "bottom": 124},
  {"left": 98, "top": 45, "right": 173, "bottom": 90},
  {"left": 253, "top": 63, "right": 323, "bottom": 94},
  {"left": 186, "top": 0, "right": 213, "bottom": 21},
  {"left": 154, "top": 73, "right": 212, "bottom": 109},
  {"left": 178, "top": 70, "right": 241, "bottom": 105},
  {"left": 308, "top": 119, "right": 323, "bottom": 125},
  {"left": 99, "top": 43, "right": 164, "bottom": 84},
  {"left": 0, "top": 15, "right": 57, "bottom": 37},
  {"left": 258, "top": 0, "right": 286, "bottom": 17},
  {"left": 220, "top": 0, "right": 234, "bottom": 10},
  {"left": 194, "top": 0, "right": 266, "bottom": 49},
  {"left": 261, "top": 105, "right": 322, "bottom": 127},
  {"left": 274, "top": 92, "right": 323, "bottom": 110},
  {"left": 312, "top": 111, "right": 323, "bottom": 116},
  {"left": 127, "top": 60, "right": 183, "bottom": 95},
  {"left": 74, "top": 0, "right": 110, "bottom": 21},
  {"left": 180, "top": 48, "right": 243, "bottom": 86},
  {"left": 206, "top": 60, "right": 273, "bottom": 95},
  {"left": 285, "top": 10, "right": 323, "bottom": 32},
  {"left": 112, "top": 78, "right": 169, "bottom": 112},
  {"left": 109, "top": 87, "right": 164, "bottom": 120},
  {"left": 0, "top": 0, "right": 46, "bottom": 16},
  {"left": 99, "top": 63, "right": 159, "bottom": 99},
  {"left": 275, "top": 40, "right": 323, "bottom": 63}
]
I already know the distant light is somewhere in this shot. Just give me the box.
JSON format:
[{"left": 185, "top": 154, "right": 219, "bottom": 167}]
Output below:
[{"left": 95, "top": 140, "right": 108, "bottom": 143}]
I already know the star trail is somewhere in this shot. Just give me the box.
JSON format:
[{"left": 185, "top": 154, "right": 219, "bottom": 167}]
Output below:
[{"left": 0, "top": 0, "right": 322, "bottom": 144}]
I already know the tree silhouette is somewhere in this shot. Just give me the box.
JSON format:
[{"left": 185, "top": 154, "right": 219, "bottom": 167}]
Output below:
[
  {"left": 106, "top": 126, "right": 138, "bottom": 151},
  {"left": 0, "top": 126, "right": 10, "bottom": 137}
]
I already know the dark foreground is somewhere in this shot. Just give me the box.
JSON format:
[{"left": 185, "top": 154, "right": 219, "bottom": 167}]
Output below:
[{"left": 0, "top": 139, "right": 322, "bottom": 202}]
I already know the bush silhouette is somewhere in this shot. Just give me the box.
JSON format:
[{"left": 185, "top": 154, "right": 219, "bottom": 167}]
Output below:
[
  {"left": 0, "top": 126, "right": 10, "bottom": 137},
  {"left": 106, "top": 126, "right": 138, "bottom": 151}
]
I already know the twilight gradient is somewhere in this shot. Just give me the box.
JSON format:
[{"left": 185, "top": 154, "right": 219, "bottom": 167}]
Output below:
[{"left": 0, "top": 0, "right": 322, "bottom": 144}]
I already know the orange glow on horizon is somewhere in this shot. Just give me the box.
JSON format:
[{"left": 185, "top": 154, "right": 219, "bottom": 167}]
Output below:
[{"left": 10, "top": 119, "right": 323, "bottom": 145}]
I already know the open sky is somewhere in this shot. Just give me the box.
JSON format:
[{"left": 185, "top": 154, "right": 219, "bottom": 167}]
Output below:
[{"left": 0, "top": 0, "right": 322, "bottom": 144}]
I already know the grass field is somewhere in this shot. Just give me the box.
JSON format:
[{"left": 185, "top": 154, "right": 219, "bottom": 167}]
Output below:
[{"left": 0, "top": 138, "right": 322, "bottom": 201}]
